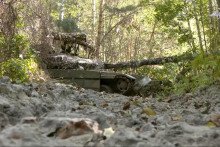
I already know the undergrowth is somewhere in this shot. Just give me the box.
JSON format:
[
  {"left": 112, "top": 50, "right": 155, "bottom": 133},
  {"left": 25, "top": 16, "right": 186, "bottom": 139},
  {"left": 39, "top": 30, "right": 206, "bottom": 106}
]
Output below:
[
  {"left": 0, "top": 34, "right": 46, "bottom": 83},
  {"left": 174, "top": 54, "right": 220, "bottom": 95},
  {"left": 136, "top": 53, "right": 220, "bottom": 96}
]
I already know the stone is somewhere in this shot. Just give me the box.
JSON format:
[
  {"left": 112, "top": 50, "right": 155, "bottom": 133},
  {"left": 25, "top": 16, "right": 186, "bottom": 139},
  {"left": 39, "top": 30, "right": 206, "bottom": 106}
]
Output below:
[
  {"left": 0, "top": 80, "right": 219, "bottom": 146},
  {"left": 0, "top": 76, "right": 10, "bottom": 84},
  {"left": 0, "top": 112, "right": 9, "bottom": 131}
]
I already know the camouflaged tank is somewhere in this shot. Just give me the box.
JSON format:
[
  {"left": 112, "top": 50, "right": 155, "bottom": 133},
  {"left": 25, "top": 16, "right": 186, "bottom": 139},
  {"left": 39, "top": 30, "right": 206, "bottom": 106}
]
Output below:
[
  {"left": 46, "top": 32, "right": 172, "bottom": 96},
  {"left": 47, "top": 68, "right": 136, "bottom": 95},
  {"left": 46, "top": 56, "right": 172, "bottom": 96},
  {"left": 47, "top": 32, "right": 138, "bottom": 95}
]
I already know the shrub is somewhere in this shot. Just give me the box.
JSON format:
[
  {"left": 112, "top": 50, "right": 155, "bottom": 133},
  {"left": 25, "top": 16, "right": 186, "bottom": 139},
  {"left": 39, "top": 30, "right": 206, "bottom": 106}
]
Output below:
[
  {"left": 0, "top": 34, "right": 45, "bottom": 83},
  {"left": 174, "top": 54, "right": 220, "bottom": 95}
]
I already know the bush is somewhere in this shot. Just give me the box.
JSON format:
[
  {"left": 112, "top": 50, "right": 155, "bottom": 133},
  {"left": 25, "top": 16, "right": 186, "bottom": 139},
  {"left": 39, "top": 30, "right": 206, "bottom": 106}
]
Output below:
[
  {"left": 174, "top": 54, "right": 220, "bottom": 95},
  {"left": 0, "top": 57, "right": 42, "bottom": 83},
  {"left": 136, "top": 53, "right": 220, "bottom": 96},
  {"left": 0, "top": 34, "right": 45, "bottom": 83},
  {"left": 0, "top": 34, "right": 30, "bottom": 61}
]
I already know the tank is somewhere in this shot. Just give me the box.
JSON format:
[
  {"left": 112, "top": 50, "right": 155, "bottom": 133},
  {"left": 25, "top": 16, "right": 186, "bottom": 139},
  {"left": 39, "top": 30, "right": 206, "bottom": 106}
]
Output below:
[
  {"left": 46, "top": 32, "right": 172, "bottom": 96},
  {"left": 46, "top": 31, "right": 137, "bottom": 95},
  {"left": 47, "top": 69, "right": 136, "bottom": 95},
  {"left": 48, "top": 69, "right": 136, "bottom": 95}
]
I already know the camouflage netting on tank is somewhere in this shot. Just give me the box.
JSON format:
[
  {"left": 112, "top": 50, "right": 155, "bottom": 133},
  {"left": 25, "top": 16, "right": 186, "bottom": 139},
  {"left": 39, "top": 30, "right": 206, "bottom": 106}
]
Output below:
[
  {"left": 45, "top": 53, "right": 196, "bottom": 70},
  {"left": 52, "top": 32, "right": 94, "bottom": 52},
  {"left": 45, "top": 54, "right": 104, "bottom": 70}
]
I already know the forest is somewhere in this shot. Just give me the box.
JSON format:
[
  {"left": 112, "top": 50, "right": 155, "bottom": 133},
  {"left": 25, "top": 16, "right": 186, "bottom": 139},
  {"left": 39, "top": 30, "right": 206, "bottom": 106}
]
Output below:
[{"left": 0, "top": 0, "right": 220, "bottom": 93}]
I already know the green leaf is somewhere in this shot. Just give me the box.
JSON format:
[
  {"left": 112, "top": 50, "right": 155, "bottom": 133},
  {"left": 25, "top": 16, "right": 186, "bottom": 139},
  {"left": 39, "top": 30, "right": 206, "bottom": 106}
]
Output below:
[
  {"left": 206, "top": 122, "right": 216, "bottom": 127},
  {"left": 142, "top": 106, "right": 156, "bottom": 116}
]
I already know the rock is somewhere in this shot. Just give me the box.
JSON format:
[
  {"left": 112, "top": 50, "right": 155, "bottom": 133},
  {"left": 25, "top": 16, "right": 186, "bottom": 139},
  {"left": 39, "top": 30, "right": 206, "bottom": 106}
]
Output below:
[
  {"left": 0, "top": 83, "right": 14, "bottom": 95},
  {"left": 140, "top": 123, "right": 154, "bottom": 132},
  {"left": 0, "top": 112, "right": 9, "bottom": 131},
  {"left": 31, "top": 90, "right": 39, "bottom": 97},
  {"left": 39, "top": 117, "right": 101, "bottom": 138},
  {"left": 0, "top": 80, "right": 219, "bottom": 146},
  {"left": 0, "top": 76, "right": 10, "bottom": 83},
  {"left": 103, "top": 128, "right": 142, "bottom": 147},
  {"left": 156, "top": 114, "right": 171, "bottom": 125}
]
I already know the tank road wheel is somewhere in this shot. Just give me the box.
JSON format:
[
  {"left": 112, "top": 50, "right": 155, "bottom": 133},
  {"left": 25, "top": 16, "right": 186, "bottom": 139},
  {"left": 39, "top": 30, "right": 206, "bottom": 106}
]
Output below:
[
  {"left": 100, "top": 85, "right": 113, "bottom": 93},
  {"left": 116, "top": 76, "right": 132, "bottom": 94}
]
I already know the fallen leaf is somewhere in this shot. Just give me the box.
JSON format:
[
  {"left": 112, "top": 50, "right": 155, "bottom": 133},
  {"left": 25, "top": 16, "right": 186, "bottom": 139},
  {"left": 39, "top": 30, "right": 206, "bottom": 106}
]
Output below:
[
  {"left": 141, "top": 106, "right": 156, "bottom": 116},
  {"left": 102, "top": 103, "right": 109, "bottom": 108},
  {"left": 57, "top": 121, "right": 93, "bottom": 139},
  {"left": 130, "top": 101, "right": 142, "bottom": 107},
  {"left": 141, "top": 116, "right": 148, "bottom": 122},
  {"left": 135, "top": 127, "right": 140, "bottom": 131},
  {"left": 123, "top": 102, "right": 130, "bottom": 110},
  {"left": 80, "top": 101, "right": 94, "bottom": 106},
  {"left": 21, "top": 117, "right": 37, "bottom": 124},
  {"left": 209, "top": 114, "right": 220, "bottom": 127},
  {"left": 71, "top": 108, "right": 76, "bottom": 112},
  {"left": 107, "top": 120, "right": 117, "bottom": 125},
  {"left": 147, "top": 94, "right": 153, "bottom": 98},
  {"left": 206, "top": 122, "right": 216, "bottom": 127},
  {"left": 171, "top": 115, "right": 182, "bottom": 121},
  {"left": 127, "top": 110, "right": 132, "bottom": 115},
  {"left": 165, "top": 99, "right": 172, "bottom": 103},
  {"left": 118, "top": 110, "right": 125, "bottom": 115},
  {"left": 77, "top": 106, "right": 85, "bottom": 110},
  {"left": 11, "top": 135, "right": 22, "bottom": 140}
]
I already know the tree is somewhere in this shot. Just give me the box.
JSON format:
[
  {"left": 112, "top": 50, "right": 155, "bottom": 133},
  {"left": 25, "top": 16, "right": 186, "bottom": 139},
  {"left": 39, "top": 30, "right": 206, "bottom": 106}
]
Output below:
[{"left": 95, "top": 0, "right": 104, "bottom": 58}]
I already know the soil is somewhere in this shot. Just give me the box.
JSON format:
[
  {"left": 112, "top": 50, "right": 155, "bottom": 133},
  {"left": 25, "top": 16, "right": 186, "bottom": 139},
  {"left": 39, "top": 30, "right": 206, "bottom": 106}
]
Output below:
[{"left": 0, "top": 76, "right": 219, "bottom": 147}]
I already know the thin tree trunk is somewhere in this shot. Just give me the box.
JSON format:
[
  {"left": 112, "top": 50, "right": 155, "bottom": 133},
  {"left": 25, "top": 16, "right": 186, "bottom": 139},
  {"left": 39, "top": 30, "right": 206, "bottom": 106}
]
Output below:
[
  {"left": 95, "top": 0, "right": 104, "bottom": 58},
  {"left": 217, "top": 0, "right": 220, "bottom": 36},
  {"left": 92, "top": 0, "right": 96, "bottom": 46},
  {"left": 208, "top": 0, "right": 215, "bottom": 51},
  {"left": 192, "top": 0, "right": 204, "bottom": 53},
  {"left": 119, "top": 35, "right": 123, "bottom": 62},
  {"left": 103, "top": 0, "right": 106, "bottom": 62},
  {"left": 184, "top": 0, "right": 196, "bottom": 52},
  {"left": 59, "top": 0, "right": 64, "bottom": 21},
  {"left": 199, "top": 0, "right": 207, "bottom": 52},
  {"left": 149, "top": 21, "right": 157, "bottom": 54},
  {"left": 133, "top": 26, "right": 141, "bottom": 73}
]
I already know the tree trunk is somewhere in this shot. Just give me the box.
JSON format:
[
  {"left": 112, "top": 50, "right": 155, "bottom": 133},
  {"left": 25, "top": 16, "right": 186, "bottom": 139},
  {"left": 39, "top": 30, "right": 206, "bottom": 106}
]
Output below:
[
  {"left": 59, "top": 0, "right": 64, "bottom": 21},
  {"left": 95, "top": 0, "right": 104, "bottom": 58},
  {"left": 192, "top": 0, "right": 204, "bottom": 53},
  {"left": 149, "top": 21, "right": 157, "bottom": 54},
  {"left": 103, "top": 1, "right": 106, "bottom": 62},
  {"left": 92, "top": 0, "right": 96, "bottom": 46},
  {"left": 208, "top": 0, "right": 216, "bottom": 52},
  {"left": 217, "top": 0, "right": 220, "bottom": 36},
  {"left": 185, "top": 0, "right": 196, "bottom": 53},
  {"left": 199, "top": 0, "right": 207, "bottom": 52}
]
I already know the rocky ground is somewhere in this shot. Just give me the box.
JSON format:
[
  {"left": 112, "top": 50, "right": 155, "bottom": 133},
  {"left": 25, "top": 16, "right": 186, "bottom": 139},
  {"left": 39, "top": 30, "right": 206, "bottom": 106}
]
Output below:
[{"left": 0, "top": 76, "right": 219, "bottom": 147}]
